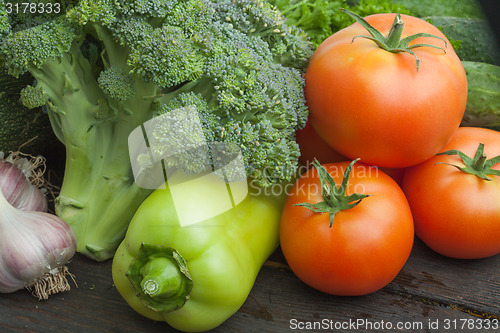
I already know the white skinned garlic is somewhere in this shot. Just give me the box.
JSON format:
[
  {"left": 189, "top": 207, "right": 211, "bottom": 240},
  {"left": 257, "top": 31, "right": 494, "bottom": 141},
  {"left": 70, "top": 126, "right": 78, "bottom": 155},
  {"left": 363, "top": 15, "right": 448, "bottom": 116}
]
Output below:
[
  {"left": 0, "top": 186, "right": 76, "bottom": 299},
  {"left": 0, "top": 158, "right": 47, "bottom": 212}
]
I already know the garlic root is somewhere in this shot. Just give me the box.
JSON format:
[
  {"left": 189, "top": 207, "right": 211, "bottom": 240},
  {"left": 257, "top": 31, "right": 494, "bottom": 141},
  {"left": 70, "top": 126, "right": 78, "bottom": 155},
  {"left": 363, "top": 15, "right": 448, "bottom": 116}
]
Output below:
[{"left": 26, "top": 266, "right": 77, "bottom": 300}]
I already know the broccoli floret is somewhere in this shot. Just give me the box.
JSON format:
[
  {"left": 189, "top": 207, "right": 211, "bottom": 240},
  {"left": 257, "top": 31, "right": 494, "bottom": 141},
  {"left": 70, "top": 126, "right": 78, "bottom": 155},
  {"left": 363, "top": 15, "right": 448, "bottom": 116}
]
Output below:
[
  {"left": 1, "top": 16, "right": 77, "bottom": 77},
  {"left": 0, "top": 2, "right": 9, "bottom": 36},
  {"left": 98, "top": 66, "right": 135, "bottom": 101},
  {"left": 20, "top": 85, "right": 49, "bottom": 109},
  {"left": 0, "top": 0, "right": 313, "bottom": 261}
]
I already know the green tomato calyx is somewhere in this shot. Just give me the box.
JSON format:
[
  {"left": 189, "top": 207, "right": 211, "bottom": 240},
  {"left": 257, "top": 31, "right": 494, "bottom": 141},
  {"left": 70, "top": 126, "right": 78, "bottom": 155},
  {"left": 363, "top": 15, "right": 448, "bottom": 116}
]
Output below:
[
  {"left": 294, "top": 159, "right": 370, "bottom": 227},
  {"left": 437, "top": 143, "right": 500, "bottom": 181},
  {"left": 126, "top": 244, "right": 193, "bottom": 312},
  {"left": 341, "top": 8, "right": 447, "bottom": 72}
]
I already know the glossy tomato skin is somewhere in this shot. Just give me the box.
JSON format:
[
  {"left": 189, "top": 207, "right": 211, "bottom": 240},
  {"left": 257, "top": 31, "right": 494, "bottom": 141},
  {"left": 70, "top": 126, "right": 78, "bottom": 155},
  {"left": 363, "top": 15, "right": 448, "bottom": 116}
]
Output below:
[
  {"left": 280, "top": 161, "right": 414, "bottom": 296},
  {"left": 296, "top": 120, "right": 347, "bottom": 166},
  {"left": 403, "top": 127, "right": 500, "bottom": 259},
  {"left": 297, "top": 121, "right": 406, "bottom": 185},
  {"left": 305, "top": 14, "right": 467, "bottom": 168}
]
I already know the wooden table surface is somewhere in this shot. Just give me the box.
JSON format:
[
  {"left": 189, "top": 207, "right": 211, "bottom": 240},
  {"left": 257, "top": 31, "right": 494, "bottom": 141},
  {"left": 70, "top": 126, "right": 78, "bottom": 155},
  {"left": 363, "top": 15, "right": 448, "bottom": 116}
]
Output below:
[{"left": 0, "top": 236, "right": 498, "bottom": 333}]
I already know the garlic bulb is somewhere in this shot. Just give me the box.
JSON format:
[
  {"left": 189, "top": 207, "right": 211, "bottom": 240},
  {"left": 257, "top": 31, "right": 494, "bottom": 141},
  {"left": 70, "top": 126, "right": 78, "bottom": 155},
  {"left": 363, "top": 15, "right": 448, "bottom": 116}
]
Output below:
[
  {"left": 0, "top": 159, "right": 47, "bottom": 212},
  {"left": 0, "top": 187, "right": 77, "bottom": 299}
]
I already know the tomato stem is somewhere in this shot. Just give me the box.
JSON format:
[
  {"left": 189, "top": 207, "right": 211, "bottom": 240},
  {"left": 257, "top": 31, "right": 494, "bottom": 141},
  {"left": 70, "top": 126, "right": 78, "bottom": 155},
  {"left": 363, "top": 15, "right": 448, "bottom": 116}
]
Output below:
[
  {"left": 294, "top": 159, "right": 370, "bottom": 227},
  {"left": 385, "top": 14, "right": 405, "bottom": 48},
  {"left": 437, "top": 143, "right": 500, "bottom": 181},
  {"left": 341, "top": 8, "right": 447, "bottom": 71},
  {"left": 473, "top": 153, "right": 487, "bottom": 170}
]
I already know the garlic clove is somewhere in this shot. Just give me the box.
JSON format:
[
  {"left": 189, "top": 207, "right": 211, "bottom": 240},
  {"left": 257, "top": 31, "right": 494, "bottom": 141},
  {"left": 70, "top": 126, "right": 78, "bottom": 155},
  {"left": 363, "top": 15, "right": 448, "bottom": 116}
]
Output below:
[
  {"left": 31, "top": 211, "right": 77, "bottom": 267},
  {"left": 0, "top": 260, "right": 23, "bottom": 292},
  {"left": 10, "top": 183, "right": 48, "bottom": 212},
  {"left": 0, "top": 159, "right": 29, "bottom": 206},
  {"left": 0, "top": 186, "right": 77, "bottom": 299},
  {"left": 0, "top": 159, "right": 48, "bottom": 212},
  {"left": 2, "top": 212, "right": 75, "bottom": 281}
]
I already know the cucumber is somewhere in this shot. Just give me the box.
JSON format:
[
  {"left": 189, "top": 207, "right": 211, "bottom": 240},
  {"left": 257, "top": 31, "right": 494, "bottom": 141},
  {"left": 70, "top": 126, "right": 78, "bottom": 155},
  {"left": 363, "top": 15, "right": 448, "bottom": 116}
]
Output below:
[
  {"left": 0, "top": 70, "right": 62, "bottom": 158},
  {"left": 426, "top": 16, "right": 500, "bottom": 66},
  {"left": 461, "top": 61, "right": 500, "bottom": 128}
]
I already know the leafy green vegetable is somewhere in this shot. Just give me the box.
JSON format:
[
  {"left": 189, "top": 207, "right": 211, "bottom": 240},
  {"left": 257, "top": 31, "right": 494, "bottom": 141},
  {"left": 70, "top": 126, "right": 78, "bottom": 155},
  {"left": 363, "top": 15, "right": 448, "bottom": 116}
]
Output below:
[
  {"left": 387, "top": 0, "right": 485, "bottom": 18},
  {"left": 269, "top": 0, "right": 413, "bottom": 46},
  {"left": 0, "top": 0, "right": 313, "bottom": 261}
]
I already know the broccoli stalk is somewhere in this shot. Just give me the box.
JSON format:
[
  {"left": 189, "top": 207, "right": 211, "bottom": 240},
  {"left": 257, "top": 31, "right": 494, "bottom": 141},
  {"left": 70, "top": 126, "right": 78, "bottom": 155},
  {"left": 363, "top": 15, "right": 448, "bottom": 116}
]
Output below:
[
  {"left": 28, "top": 35, "right": 157, "bottom": 260},
  {"left": 0, "top": 0, "right": 313, "bottom": 261}
]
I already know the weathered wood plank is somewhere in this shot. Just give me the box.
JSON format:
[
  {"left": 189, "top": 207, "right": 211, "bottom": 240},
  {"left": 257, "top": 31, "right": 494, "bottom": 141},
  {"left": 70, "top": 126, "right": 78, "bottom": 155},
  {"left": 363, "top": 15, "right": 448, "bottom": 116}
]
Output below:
[
  {"left": 270, "top": 237, "right": 499, "bottom": 318},
  {"left": 382, "top": 238, "right": 499, "bottom": 318},
  {"left": 230, "top": 264, "right": 479, "bottom": 333},
  {"left": 0, "top": 239, "right": 498, "bottom": 333}
]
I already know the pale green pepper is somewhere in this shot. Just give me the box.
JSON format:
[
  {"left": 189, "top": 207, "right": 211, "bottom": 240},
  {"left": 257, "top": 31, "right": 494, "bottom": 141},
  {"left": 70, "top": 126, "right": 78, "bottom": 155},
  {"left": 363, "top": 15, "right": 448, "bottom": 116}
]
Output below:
[{"left": 112, "top": 171, "right": 284, "bottom": 332}]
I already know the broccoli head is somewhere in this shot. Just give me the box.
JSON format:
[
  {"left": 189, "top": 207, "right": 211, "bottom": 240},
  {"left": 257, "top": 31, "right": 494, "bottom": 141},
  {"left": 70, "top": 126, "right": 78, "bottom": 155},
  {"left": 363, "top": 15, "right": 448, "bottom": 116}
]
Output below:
[{"left": 0, "top": 0, "right": 313, "bottom": 261}]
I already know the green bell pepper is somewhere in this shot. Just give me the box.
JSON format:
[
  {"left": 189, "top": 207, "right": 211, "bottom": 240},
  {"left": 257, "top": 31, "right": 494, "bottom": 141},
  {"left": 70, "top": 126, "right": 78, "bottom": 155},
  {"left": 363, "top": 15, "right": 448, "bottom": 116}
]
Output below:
[{"left": 112, "top": 172, "right": 285, "bottom": 332}]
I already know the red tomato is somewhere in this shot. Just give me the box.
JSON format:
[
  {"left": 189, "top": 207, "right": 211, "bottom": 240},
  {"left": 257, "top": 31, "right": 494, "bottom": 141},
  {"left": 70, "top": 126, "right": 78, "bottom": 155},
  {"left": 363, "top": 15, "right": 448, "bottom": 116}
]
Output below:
[
  {"left": 280, "top": 161, "right": 414, "bottom": 296},
  {"left": 403, "top": 127, "right": 500, "bottom": 259},
  {"left": 297, "top": 120, "right": 406, "bottom": 185},
  {"left": 305, "top": 13, "right": 467, "bottom": 168},
  {"left": 378, "top": 166, "right": 406, "bottom": 187},
  {"left": 296, "top": 120, "right": 347, "bottom": 166}
]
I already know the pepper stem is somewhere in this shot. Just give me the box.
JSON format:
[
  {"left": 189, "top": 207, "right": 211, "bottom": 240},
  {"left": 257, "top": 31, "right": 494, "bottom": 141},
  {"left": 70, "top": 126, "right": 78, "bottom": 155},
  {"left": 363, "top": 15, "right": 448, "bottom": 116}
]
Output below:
[
  {"left": 126, "top": 244, "right": 193, "bottom": 312},
  {"left": 140, "top": 257, "right": 183, "bottom": 298},
  {"left": 341, "top": 8, "right": 447, "bottom": 71},
  {"left": 294, "top": 159, "right": 371, "bottom": 227},
  {"left": 437, "top": 143, "right": 500, "bottom": 181}
]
